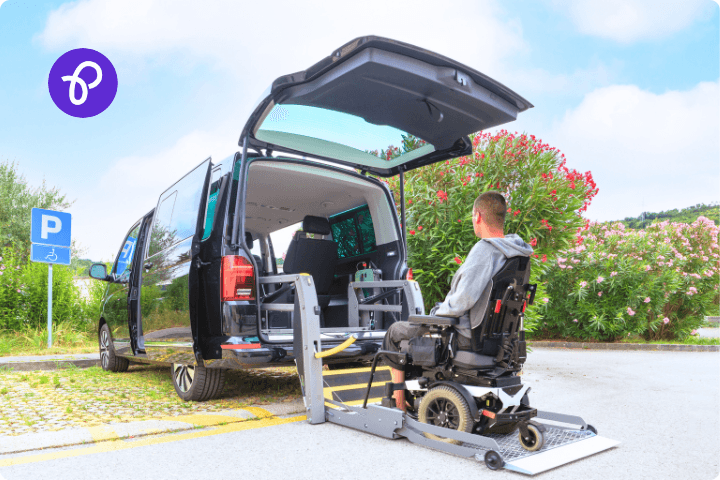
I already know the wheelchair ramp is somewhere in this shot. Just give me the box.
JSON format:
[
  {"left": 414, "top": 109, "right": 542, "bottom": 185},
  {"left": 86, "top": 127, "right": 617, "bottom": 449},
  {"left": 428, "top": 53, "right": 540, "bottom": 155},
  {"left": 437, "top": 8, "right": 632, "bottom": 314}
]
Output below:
[
  {"left": 471, "top": 428, "right": 620, "bottom": 475},
  {"left": 322, "top": 366, "right": 391, "bottom": 406}
]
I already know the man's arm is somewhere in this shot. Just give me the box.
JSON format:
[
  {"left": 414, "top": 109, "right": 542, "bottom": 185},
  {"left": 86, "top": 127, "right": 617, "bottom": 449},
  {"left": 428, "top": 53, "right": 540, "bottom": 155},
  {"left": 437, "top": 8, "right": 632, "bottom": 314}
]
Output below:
[{"left": 433, "top": 261, "right": 494, "bottom": 317}]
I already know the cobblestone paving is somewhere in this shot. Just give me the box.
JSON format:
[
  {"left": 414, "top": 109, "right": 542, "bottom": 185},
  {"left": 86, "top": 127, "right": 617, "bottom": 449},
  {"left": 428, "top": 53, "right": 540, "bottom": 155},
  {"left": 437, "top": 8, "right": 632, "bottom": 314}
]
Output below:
[{"left": 0, "top": 364, "right": 301, "bottom": 436}]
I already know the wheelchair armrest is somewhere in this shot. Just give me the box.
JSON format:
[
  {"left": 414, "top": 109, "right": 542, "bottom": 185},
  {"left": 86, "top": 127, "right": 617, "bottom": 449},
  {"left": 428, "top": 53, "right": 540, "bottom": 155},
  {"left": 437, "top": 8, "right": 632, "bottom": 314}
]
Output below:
[{"left": 408, "top": 315, "right": 459, "bottom": 327}]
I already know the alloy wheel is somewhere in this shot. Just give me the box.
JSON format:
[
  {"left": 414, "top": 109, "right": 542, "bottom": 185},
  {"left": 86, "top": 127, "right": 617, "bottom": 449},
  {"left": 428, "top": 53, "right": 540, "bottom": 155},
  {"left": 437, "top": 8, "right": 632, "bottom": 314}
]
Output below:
[
  {"left": 100, "top": 329, "right": 110, "bottom": 370},
  {"left": 173, "top": 364, "right": 195, "bottom": 393}
]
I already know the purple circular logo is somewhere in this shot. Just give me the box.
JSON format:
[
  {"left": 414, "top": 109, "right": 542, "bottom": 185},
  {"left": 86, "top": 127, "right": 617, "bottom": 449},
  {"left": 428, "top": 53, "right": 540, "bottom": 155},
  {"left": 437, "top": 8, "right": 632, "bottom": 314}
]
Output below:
[{"left": 48, "top": 48, "right": 118, "bottom": 118}]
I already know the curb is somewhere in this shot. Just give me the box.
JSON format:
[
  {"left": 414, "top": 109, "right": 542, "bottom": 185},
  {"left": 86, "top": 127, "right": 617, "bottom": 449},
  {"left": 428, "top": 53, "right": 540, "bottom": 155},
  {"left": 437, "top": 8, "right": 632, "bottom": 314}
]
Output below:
[
  {"left": 529, "top": 341, "right": 719, "bottom": 352},
  {"left": 0, "top": 359, "right": 99, "bottom": 372},
  {"left": 0, "top": 401, "right": 306, "bottom": 456}
]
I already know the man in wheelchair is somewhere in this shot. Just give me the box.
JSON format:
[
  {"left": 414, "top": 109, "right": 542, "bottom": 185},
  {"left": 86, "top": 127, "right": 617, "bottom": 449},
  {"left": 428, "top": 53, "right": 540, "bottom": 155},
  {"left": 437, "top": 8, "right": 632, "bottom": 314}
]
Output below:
[{"left": 381, "top": 191, "right": 544, "bottom": 447}]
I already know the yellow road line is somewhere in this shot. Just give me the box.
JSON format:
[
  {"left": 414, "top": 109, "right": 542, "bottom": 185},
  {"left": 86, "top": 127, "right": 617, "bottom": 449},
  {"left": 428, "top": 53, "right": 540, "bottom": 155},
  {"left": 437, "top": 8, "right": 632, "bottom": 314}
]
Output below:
[
  {"left": 0, "top": 415, "right": 306, "bottom": 468},
  {"left": 242, "top": 407, "right": 274, "bottom": 419},
  {"left": 156, "top": 414, "right": 245, "bottom": 427},
  {"left": 86, "top": 425, "right": 117, "bottom": 443}
]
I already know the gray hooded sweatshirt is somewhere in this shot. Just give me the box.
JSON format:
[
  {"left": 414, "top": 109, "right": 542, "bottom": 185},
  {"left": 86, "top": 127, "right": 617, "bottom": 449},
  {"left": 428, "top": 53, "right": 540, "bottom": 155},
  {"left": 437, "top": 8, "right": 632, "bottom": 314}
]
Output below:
[{"left": 433, "top": 234, "right": 533, "bottom": 337}]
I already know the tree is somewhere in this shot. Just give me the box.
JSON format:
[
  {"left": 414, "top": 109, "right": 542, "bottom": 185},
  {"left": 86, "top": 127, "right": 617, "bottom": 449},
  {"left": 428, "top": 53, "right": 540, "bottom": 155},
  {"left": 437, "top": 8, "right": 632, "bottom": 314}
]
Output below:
[{"left": 0, "top": 161, "right": 72, "bottom": 260}]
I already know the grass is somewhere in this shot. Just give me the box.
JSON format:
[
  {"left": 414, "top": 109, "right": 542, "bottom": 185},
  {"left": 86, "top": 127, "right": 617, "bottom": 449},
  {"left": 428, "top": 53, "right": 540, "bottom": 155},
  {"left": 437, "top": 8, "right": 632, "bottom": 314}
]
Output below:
[
  {"left": 0, "top": 363, "right": 302, "bottom": 435},
  {"left": 0, "top": 324, "right": 97, "bottom": 357}
]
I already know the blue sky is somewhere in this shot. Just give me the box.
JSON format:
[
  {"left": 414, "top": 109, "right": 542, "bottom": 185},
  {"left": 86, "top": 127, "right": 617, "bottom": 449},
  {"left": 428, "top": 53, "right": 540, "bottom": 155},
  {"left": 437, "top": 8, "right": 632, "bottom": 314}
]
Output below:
[{"left": 0, "top": 0, "right": 718, "bottom": 261}]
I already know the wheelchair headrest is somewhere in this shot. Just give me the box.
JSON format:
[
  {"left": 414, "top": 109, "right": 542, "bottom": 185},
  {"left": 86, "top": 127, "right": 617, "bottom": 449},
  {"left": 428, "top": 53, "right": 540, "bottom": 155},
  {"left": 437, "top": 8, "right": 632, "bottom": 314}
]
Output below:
[{"left": 302, "top": 215, "right": 331, "bottom": 236}]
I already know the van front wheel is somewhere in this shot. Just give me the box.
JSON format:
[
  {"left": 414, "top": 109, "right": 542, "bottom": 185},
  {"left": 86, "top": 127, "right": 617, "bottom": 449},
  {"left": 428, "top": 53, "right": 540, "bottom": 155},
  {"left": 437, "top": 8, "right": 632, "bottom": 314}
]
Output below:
[
  {"left": 171, "top": 363, "right": 226, "bottom": 401},
  {"left": 99, "top": 324, "right": 129, "bottom": 373}
]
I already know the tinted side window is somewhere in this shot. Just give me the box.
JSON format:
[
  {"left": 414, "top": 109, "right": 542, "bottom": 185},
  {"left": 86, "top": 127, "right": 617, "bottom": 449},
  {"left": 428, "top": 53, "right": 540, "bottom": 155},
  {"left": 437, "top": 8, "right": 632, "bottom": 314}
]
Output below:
[
  {"left": 148, "top": 160, "right": 209, "bottom": 258},
  {"left": 113, "top": 224, "right": 141, "bottom": 279},
  {"left": 201, "top": 167, "right": 223, "bottom": 240},
  {"left": 330, "top": 205, "right": 377, "bottom": 259}
]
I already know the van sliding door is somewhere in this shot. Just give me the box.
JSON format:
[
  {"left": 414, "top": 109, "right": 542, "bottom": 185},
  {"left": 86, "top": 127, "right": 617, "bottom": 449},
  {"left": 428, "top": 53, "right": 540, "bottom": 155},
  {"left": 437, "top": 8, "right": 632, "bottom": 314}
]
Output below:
[{"left": 139, "top": 159, "right": 212, "bottom": 365}]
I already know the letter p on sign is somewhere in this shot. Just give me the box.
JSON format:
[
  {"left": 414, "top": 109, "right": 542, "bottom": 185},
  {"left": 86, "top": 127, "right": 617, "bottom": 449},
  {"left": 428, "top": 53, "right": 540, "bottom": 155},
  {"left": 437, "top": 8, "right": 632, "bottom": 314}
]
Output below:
[
  {"left": 31, "top": 208, "right": 72, "bottom": 248},
  {"left": 41, "top": 215, "right": 62, "bottom": 239}
]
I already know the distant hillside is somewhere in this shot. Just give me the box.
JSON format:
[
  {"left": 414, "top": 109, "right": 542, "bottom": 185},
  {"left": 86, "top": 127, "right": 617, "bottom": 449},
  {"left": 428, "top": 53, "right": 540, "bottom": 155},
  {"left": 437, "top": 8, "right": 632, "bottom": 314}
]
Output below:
[
  {"left": 615, "top": 203, "right": 719, "bottom": 229},
  {"left": 71, "top": 258, "right": 105, "bottom": 277}
]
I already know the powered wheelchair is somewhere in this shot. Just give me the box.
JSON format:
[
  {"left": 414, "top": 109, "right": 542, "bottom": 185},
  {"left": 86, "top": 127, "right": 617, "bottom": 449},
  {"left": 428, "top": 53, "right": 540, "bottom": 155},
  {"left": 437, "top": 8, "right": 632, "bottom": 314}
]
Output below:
[{"left": 382, "top": 255, "right": 545, "bottom": 451}]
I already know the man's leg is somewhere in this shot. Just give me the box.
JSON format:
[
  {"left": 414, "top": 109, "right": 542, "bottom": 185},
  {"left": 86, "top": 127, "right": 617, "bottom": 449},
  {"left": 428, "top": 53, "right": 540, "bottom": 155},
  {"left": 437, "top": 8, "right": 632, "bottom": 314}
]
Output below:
[
  {"left": 382, "top": 321, "right": 427, "bottom": 411},
  {"left": 391, "top": 367, "right": 406, "bottom": 411}
]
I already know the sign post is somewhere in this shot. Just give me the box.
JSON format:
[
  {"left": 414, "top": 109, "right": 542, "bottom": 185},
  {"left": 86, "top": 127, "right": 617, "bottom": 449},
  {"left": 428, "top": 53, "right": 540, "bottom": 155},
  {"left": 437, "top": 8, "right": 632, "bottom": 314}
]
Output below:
[{"left": 30, "top": 208, "right": 72, "bottom": 348}]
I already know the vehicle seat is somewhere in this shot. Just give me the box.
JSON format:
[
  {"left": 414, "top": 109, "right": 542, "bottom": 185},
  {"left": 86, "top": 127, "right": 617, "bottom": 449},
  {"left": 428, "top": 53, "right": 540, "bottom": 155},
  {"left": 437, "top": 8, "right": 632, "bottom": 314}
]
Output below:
[{"left": 282, "top": 215, "right": 338, "bottom": 308}]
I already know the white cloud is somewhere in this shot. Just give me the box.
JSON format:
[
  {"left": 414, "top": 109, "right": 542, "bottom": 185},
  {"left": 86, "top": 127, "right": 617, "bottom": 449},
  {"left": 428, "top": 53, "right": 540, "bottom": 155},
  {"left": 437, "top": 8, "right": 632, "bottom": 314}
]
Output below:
[
  {"left": 546, "top": 81, "right": 719, "bottom": 222},
  {"left": 552, "top": 0, "right": 714, "bottom": 43},
  {"left": 73, "top": 127, "right": 238, "bottom": 260},
  {"left": 37, "top": 0, "right": 526, "bottom": 81},
  {"left": 40, "top": 0, "right": 542, "bottom": 260}
]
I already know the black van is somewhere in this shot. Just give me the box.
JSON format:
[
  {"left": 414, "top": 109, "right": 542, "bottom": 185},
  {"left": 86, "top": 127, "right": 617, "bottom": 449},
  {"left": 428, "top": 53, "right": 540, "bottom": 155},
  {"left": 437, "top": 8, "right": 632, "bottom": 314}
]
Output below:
[{"left": 89, "top": 36, "right": 532, "bottom": 401}]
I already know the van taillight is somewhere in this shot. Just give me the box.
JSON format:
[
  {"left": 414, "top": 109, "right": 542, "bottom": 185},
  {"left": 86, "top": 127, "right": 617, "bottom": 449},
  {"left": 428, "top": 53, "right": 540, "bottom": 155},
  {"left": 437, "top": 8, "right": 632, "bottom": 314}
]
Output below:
[
  {"left": 221, "top": 256, "right": 255, "bottom": 301},
  {"left": 407, "top": 268, "right": 413, "bottom": 281}
]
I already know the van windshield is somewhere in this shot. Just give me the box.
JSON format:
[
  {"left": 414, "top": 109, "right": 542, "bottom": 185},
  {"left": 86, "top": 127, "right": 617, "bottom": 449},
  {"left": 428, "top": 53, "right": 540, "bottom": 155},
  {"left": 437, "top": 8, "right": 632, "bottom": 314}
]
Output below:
[{"left": 254, "top": 104, "right": 434, "bottom": 168}]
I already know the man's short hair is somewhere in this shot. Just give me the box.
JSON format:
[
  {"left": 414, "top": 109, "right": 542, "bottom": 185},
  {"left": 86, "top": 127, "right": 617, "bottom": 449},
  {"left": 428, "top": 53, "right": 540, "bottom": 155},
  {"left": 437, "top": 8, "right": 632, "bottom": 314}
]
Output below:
[{"left": 473, "top": 191, "right": 506, "bottom": 229}]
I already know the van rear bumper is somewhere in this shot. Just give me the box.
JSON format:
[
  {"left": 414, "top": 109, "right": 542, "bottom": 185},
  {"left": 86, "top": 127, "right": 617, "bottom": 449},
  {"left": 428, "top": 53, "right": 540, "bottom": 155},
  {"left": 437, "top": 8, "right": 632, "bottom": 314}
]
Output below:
[{"left": 203, "top": 340, "right": 381, "bottom": 369}]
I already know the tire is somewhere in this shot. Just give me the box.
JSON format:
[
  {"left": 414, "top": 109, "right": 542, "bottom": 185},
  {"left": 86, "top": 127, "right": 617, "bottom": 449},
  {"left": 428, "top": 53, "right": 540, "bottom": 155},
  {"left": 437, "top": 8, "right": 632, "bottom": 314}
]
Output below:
[
  {"left": 171, "top": 363, "right": 226, "bottom": 402},
  {"left": 518, "top": 422, "right": 545, "bottom": 452},
  {"left": 99, "top": 323, "right": 129, "bottom": 373},
  {"left": 418, "top": 386, "right": 473, "bottom": 445},
  {"left": 484, "top": 450, "right": 505, "bottom": 470}
]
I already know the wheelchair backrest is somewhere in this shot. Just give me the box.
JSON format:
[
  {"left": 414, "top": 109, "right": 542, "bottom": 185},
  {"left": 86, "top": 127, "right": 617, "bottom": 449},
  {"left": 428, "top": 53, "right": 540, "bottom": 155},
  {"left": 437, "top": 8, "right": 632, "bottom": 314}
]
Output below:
[{"left": 471, "top": 255, "right": 532, "bottom": 359}]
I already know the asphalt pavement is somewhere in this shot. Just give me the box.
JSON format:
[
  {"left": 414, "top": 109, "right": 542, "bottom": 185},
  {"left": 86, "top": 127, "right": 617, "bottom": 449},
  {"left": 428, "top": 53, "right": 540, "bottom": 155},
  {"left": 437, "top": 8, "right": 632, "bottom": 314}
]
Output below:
[{"left": 0, "top": 348, "right": 718, "bottom": 480}]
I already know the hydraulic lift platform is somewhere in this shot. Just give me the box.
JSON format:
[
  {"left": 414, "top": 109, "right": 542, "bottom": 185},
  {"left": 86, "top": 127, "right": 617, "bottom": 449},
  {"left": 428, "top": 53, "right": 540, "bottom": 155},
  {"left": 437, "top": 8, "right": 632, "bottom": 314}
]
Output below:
[{"left": 289, "top": 274, "right": 620, "bottom": 475}]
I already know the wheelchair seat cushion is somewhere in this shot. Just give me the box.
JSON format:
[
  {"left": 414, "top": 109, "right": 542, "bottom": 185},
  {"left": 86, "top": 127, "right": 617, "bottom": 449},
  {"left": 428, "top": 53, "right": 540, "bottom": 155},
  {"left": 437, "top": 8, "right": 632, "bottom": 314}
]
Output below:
[{"left": 452, "top": 350, "right": 497, "bottom": 369}]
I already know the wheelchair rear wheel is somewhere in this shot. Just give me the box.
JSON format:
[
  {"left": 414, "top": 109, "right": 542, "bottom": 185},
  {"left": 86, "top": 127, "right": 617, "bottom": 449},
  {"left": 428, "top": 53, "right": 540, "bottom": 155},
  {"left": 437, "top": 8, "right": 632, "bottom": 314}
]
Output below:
[{"left": 418, "top": 386, "right": 473, "bottom": 445}]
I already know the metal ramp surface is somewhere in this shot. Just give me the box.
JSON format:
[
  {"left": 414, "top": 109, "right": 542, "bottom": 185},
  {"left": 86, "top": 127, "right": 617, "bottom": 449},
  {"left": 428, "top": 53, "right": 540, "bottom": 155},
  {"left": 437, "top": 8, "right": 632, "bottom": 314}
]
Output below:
[
  {"left": 322, "top": 366, "right": 391, "bottom": 406},
  {"left": 467, "top": 427, "right": 620, "bottom": 475}
]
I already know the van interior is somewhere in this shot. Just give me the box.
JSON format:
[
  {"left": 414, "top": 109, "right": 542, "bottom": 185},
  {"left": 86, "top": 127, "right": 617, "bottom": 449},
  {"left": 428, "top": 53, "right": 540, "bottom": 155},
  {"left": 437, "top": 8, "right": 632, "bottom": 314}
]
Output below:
[{"left": 243, "top": 159, "right": 405, "bottom": 339}]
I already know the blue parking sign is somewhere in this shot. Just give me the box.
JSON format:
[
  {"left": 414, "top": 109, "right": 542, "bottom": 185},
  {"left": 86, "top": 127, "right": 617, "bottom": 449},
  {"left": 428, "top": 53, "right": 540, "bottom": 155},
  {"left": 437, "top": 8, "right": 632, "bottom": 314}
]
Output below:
[
  {"left": 31, "top": 244, "right": 71, "bottom": 265},
  {"left": 31, "top": 208, "right": 72, "bottom": 247}
]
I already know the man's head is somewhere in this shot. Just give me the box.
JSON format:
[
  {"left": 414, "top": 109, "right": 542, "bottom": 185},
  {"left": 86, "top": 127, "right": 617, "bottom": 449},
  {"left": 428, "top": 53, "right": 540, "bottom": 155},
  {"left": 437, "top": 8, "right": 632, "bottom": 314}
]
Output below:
[{"left": 472, "top": 191, "right": 506, "bottom": 238}]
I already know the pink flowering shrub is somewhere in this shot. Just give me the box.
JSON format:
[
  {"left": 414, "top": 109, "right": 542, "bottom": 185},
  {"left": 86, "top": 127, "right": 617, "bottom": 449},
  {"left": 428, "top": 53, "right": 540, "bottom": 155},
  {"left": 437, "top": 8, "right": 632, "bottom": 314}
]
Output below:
[
  {"left": 534, "top": 218, "right": 720, "bottom": 340},
  {"left": 374, "top": 131, "right": 597, "bottom": 316}
]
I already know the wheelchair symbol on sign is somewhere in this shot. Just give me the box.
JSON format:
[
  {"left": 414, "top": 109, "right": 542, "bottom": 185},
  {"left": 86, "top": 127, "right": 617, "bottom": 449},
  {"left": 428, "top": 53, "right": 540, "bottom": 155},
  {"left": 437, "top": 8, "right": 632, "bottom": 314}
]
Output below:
[{"left": 45, "top": 248, "right": 58, "bottom": 262}]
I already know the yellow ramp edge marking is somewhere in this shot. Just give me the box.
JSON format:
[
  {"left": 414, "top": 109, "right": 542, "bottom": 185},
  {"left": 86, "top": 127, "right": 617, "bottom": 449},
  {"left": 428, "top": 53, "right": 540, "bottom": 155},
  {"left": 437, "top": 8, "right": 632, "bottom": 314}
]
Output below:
[
  {"left": 323, "top": 381, "right": 389, "bottom": 394},
  {"left": 322, "top": 366, "right": 390, "bottom": 376},
  {"left": 86, "top": 425, "right": 117, "bottom": 443},
  {"left": 0, "top": 415, "right": 306, "bottom": 468}
]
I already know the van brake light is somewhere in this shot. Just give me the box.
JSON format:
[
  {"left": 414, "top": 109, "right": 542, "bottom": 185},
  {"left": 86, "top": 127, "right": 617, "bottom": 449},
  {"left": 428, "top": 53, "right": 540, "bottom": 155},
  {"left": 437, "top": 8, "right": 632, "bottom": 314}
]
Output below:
[{"left": 221, "top": 256, "right": 255, "bottom": 301}]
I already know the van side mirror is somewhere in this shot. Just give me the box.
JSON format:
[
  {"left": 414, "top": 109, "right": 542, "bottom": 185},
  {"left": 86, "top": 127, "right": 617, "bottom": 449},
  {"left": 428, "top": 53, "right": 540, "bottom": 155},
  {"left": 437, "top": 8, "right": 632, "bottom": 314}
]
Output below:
[{"left": 89, "top": 263, "right": 109, "bottom": 281}]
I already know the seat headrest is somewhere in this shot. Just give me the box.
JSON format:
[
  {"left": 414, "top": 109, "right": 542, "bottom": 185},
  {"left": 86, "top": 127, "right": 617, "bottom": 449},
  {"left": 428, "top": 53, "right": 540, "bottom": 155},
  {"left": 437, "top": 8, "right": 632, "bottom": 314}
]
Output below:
[
  {"left": 245, "top": 231, "right": 254, "bottom": 249},
  {"left": 302, "top": 216, "right": 331, "bottom": 236}
]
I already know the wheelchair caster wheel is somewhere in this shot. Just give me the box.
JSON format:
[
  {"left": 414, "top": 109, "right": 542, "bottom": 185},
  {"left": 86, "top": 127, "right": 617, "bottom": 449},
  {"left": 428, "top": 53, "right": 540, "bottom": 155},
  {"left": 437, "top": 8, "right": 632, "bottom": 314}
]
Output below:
[
  {"left": 585, "top": 424, "right": 597, "bottom": 434},
  {"left": 518, "top": 422, "right": 545, "bottom": 452},
  {"left": 484, "top": 450, "right": 504, "bottom": 470}
]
